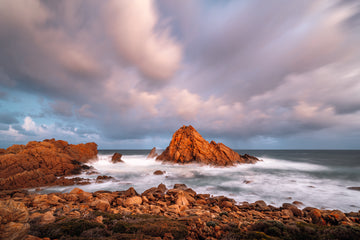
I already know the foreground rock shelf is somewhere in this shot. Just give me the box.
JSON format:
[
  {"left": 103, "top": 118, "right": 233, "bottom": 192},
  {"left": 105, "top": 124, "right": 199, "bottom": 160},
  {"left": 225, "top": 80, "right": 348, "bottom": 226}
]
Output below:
[{"left": 1, "top": 184, "right": 359, "bottom": 240}]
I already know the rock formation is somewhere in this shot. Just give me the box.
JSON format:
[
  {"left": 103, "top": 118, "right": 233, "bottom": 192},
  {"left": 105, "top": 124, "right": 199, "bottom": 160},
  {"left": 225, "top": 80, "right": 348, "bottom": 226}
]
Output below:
[
  {"left": 111, "top": 152, "right": 123, "bottom": 163},
  {"left": 147, "top": 147, "right": 158, "bottom": 158},
  {"left": 0, "top": 139, "right": 97, "bottom": 190},
  {"left": 156, "top": 125, "right": 259, "bottom": 166}
]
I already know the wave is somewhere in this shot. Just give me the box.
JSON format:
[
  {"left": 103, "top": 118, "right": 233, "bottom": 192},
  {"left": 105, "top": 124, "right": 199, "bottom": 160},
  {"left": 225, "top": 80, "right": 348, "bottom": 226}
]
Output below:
[{"left": 35, "top": 153, "right": 360, "bottom": 212}]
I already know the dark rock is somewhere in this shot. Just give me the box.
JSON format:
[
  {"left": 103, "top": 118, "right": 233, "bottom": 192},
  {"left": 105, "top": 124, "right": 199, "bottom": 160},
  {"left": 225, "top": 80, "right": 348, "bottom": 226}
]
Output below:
[
  {"left": 111, "top": 153, "right": 123, "bottom": 163},
  {"left": 156, "top": 125, "right": 259, "bottom": 166},
  {"left": 124, "top": 187, "right": 138, "bottom": 197},
  {"left": 173, "top": 184, "right": 188, "bottom": 190},
  {"left": 96, "top": 175, "right": 114, "bottom": 183},
  {"left": 153, "top": 170, "right": 166, "bottom": 175},
  {"left": 348, "top": 187, "right": 360, "bottom": 191}
]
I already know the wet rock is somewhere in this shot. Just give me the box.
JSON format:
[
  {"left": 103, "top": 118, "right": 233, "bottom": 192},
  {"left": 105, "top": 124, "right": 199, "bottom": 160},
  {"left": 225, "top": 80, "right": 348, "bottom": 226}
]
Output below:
[
  {"left": 96, "top": 175, "right": 113, "bottom": 183},
  {"left": 348, "top": 187, "right": 360, "bottom": 191},
  {"left": 124, "top": 187, "right": 138, "bottom": 197},
  {"left": 292, "top": 201, "right": 304, "bottom": 206},
  {"left": 156, "top": 125, "right": 259, "bottom": 166},
  {"left": 173, "top": 183, "right": 188, "bottom": 190},
  {"left": 111, "top": 152, "right": 123, "bottom": 163},
  {"left": 147, "top": 147, "right": 158, "bottom": 158},
  {"left": 153, "top": 170, "right": 166, "bottom": 175}
]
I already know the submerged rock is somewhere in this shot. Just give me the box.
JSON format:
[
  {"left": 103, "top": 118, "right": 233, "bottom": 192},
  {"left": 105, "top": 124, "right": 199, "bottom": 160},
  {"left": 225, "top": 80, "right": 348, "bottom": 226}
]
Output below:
[
  {"left": 156, "top": 125, "right": 259, "bottom": 166},
  {"left": 0, "top": 139, "right": 97, "bottom": 190},
  {"left": 147, "top": 147, "right": 159, "bottom": 158}
]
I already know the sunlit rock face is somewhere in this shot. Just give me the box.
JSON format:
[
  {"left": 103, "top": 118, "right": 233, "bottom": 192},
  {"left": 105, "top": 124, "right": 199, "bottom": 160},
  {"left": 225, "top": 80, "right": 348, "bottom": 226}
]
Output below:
[
  {"left": 156, "top": 125, "right": 259, "bottom": 166},
  {"left": 0, "top": 139, "right": 98, "bottom": 190}
]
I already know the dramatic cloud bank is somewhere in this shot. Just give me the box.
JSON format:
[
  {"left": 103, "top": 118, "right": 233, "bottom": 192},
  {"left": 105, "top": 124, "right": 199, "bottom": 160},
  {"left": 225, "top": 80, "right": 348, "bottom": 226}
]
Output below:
[{"left": 0, "top": 0, "right": 359, "bottom": 149}]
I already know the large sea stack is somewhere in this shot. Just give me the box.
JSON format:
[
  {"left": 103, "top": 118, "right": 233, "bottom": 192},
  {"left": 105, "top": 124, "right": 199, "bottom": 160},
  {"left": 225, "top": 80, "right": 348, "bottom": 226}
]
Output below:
[
  {"left": 156, "top": 125, "right": 259, "bottom": 166},
  {"left": 0, "top": 139, "right": 98, "bottom": 190}
]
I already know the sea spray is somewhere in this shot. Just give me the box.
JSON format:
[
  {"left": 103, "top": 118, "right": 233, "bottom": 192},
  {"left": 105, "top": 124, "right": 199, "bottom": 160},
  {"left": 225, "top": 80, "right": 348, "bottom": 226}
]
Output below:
[{"left": 37, "top": 150, "right": 360, "bottom": 212}]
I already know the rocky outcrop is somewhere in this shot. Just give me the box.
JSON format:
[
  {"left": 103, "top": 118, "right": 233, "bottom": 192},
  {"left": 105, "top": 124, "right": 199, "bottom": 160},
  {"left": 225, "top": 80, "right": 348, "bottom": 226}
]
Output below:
[
  {"left": 111, "top": 153, "right": 123, "bottom": 163},
  {"left": 156, "top": 125, "right": 259, "bottom": 166},
  {"left": 147, "top": 147, "right": 158, "bottom": 158},
  {"left": 0, "top": 139, "right": 97, "bottom": 190}
]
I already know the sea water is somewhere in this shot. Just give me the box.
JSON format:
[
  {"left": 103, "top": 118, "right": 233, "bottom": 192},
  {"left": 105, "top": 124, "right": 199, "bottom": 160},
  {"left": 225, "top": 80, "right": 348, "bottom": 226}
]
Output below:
[{"left": 39, "top": 150, "right": 360, "bottom": 212}]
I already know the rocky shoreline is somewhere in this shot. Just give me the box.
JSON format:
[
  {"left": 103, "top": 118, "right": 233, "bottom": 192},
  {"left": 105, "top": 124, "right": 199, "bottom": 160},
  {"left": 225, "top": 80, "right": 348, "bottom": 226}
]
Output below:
[
  {"left": 1, "top": 183, "right": 359, "bottom": 240},
  {"left": 1, "top": 137, "right": 359, "bottom": 239}
]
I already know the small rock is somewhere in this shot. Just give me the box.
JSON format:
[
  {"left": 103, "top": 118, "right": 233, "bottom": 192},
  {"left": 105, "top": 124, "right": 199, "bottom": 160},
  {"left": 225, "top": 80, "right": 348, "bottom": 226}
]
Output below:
[
  {"left": 255, "top": 200, "right": 267, "bottom": 209},
  {"left": 125, "top": 196, "right": 142, "bottom": 206},
  {"left": 124, "top": 187, "right": 138, "bottom": 197},
  {"left": 70, "top": 188, "right": 85, "bottom": 194},
  {"left": 176, "top": 191, "right": 189, "bottom": 206},
  {"left": 173, "top": 183, "right": 188, "bottom": 190},
  {"left": 292, "top": 201, "right": 304, "bottom": 206},
  {"left": 40, "top": 211, "right": 55, "bottom": 224},
  {"left": 221, "top": 201, "right": 234, "bottom": 209},
  {"left": 95, "top": 215, "right": 103, "bottom": 224},
  {"left": 91, "top": 199, "right": 110, "bottom": 211},
  {"left": 153, "top": 170, "right": 166, "bottom": 175},
  {"left": 111, "top": 153, "right": 123, "bottom": 163}
]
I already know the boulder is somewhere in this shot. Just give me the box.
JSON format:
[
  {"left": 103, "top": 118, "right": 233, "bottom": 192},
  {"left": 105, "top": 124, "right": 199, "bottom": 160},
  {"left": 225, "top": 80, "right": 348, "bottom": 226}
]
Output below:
[
  {"left": 147, "top": 147, "right": 158, "bottom": 158},
  {"left": 91, "top": 199, "right": 110, "bottom": 211},
  {"left": 125, "top": 196, "right": 143, "bottom": 206},
  {"left": 156, "top": 125, "right": 259, "bottom": 166},
  {"left": 111, "top": 153, "right": 123, "bottom": 163},
  {"left": 0, "top": 200, "right": 30, "bottom": 240},
  {"left": 40, "top": 211, "right": 56, "bottom": 224},
  {"left": 0, "top": 139, "right": 97, "bottom": 190}
]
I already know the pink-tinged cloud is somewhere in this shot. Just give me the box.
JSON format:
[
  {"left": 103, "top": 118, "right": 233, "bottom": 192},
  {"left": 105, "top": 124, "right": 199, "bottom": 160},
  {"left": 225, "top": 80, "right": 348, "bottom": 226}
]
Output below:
[{"left": 105, "top": 0, "right": 182, "bottom": 82}]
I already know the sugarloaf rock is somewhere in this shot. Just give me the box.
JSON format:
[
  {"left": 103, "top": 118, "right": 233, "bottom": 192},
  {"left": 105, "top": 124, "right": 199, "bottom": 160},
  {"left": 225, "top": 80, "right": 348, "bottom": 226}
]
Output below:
[
  {"left": 0, "top": 139, "right": 97, "bottom": 190},
  {"left": 156, "top": 125, "right": 259, "bottom": 166}
]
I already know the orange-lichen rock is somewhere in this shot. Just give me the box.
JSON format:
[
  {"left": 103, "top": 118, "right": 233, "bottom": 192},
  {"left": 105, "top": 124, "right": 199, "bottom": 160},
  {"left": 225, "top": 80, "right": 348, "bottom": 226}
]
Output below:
[
  {"left": 0, "top": 139, "right": 97, "bottom": 190},
  {"left": 156, "top": 125, "right": 259, "bottom": 166}
]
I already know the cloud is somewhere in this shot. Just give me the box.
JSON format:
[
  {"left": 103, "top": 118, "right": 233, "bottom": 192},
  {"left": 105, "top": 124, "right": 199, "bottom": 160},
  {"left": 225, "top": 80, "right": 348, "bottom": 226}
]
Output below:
[
  {"left": 0, "top": 113, "right": 18, "bottom": 124},
  {"left": 50, "top": 101, "right": 73, "bottom": 117},
  {"left": 0, "top": 0, "right": 359, "bottom": 148},
  {"left": 104, "top": 0, "right": 182, "bottom": 82}
]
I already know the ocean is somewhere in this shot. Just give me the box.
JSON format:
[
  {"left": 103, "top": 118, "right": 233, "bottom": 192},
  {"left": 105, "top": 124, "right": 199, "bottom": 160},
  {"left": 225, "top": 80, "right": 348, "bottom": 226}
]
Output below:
[{"left": 38, "top": 150, "right": 360, "bottom": 212}]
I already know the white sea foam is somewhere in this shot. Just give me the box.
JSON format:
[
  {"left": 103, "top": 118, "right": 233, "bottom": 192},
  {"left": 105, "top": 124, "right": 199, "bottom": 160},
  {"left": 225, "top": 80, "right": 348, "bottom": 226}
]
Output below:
[{"left": 38, "top": 153, "right": 360, "bottom": 212}]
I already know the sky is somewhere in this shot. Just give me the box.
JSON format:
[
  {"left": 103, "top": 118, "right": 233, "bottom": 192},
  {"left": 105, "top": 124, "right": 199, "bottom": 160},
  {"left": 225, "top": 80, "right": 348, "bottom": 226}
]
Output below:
[{"left": 0, "top": 0, "right": 360, "bottom": 149}]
